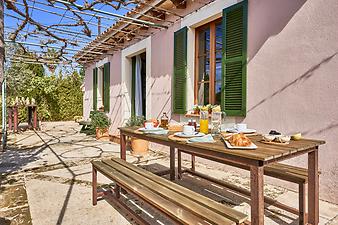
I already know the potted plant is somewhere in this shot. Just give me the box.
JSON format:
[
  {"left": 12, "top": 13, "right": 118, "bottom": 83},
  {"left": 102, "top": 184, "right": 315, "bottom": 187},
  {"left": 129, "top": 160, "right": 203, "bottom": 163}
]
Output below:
[
  {"left": 90, "top": 111, "right": 111, "bottom": 140},
  {"left": 125, "top": 116, "right": 149, "bottom": 156}
]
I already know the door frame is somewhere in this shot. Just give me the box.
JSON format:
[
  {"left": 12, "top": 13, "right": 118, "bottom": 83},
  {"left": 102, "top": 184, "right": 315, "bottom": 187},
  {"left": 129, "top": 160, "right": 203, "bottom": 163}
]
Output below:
[{"left": 121, "top": 37, "right": 152, "bottom": 124}]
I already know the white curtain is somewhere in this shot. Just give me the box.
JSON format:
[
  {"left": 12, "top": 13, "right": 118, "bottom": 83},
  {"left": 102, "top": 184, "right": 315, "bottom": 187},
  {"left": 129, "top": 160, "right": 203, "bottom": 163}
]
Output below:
[{"left": 135, "top": 55, "right": 143, "bottom": 116}]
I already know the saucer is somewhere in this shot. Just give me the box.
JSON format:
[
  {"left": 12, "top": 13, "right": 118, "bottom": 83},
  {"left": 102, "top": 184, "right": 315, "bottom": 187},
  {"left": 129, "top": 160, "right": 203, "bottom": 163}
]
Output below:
[
  {"left": 174, "top": 132, "right": 204, "bottom": 138},
  {"left": 227, "top": 128, "right": 256, "bottom": 134}
]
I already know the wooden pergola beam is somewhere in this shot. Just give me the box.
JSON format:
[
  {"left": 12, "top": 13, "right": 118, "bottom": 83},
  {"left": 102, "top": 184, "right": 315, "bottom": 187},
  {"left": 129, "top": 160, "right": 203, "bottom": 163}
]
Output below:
[
  {"left": 170, "top": 0, "right": 186, "bottom": 9},
  {"left": 75, "top": 0, "right": 169, "bottom": 62}
]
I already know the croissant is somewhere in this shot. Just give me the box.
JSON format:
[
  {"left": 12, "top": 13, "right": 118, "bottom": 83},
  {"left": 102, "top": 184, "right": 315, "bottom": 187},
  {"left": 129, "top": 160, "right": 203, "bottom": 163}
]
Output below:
[{"left": 229, "top": 133, "right": 252, "bottom": 147}]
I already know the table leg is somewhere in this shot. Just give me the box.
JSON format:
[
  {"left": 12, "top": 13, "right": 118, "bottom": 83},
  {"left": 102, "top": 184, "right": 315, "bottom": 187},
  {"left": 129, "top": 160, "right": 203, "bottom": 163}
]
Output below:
[
  {"left": 13, "top": 107, "right": 18, "bottom": 133},
  {"left": 33, "top": 107, "right": 38, "bottom": 129},
  {"left": 8, "top": 109, "right": 12, "bottom": 131},
  {"left": 28, "top": 107, "right": 32, "bottom": 128},
  {"left": 191, "top": 154, "right": 196, "bottom": 172},
  {"left": 92, "top": 166, "right": 97, "bottom": 206},
  {"left": 177, "top": 150, "right": 182, "bottom": 179},
  {"left": 120, "top": 133, "right": 126, "bottom": 160},
  {"left": 308, "top": 148, "right": 319, "bottom": 225},
  {"left": 250, "top": 165, "right": 264, "bottom": 225},
  {"left": 170, "top": 147, "right": 175, "bottom": 181}
]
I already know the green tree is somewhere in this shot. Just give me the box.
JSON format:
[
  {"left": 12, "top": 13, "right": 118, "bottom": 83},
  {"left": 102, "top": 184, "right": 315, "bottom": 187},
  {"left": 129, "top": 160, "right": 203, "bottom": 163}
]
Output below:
[{"left": 4, "top": 48, "right": 83, "bottom": 122}]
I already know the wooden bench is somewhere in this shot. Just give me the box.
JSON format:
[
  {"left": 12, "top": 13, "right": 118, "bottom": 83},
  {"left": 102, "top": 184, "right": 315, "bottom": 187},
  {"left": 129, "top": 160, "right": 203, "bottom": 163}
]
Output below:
[
  {"left": 177, "top": 150, "right": 319, "bottom": 225},
  {"left": 92, "top": 157, "right": 248, "bottom": 225}
]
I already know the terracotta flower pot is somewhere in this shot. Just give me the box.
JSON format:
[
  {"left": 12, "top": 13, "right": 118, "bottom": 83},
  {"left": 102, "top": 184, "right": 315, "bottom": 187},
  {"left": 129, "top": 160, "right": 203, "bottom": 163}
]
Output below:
[
  {"left": 96, "top": 128, "right": 110, "bottom": 141},
  {"left": 130, "top": 137, "right": 149, "bottom": 156}
]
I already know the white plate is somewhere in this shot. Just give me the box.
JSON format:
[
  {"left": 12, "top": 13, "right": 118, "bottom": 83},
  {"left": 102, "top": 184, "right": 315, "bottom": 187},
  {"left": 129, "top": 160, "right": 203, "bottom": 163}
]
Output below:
[
  {"left": 227, "top": 128, "right": 257, "bottom": 134},
  {"left": 174, "top": 132, "right": 204, "bottom": 138},
  {"left": 224, "top": 140, "right": 257, "bottom": 150},
  {"left": 138, "top": 127, "right": 164, "bottom": 133}
]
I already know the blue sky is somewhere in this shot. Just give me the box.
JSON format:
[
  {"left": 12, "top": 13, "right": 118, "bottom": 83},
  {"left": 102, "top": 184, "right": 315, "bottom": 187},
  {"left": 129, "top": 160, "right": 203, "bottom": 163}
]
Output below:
[{"left": 4, "top": 0, "right": 132, "bottom": 71}]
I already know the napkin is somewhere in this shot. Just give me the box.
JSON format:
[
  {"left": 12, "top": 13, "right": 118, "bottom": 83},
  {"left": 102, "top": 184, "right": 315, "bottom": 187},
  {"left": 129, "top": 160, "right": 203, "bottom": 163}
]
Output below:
[
  {"left": 187, "top": 134, "right": 215, "bottom": 143},
  {"left": 145, "top": 130, "right": 169, "bottom": 135}
]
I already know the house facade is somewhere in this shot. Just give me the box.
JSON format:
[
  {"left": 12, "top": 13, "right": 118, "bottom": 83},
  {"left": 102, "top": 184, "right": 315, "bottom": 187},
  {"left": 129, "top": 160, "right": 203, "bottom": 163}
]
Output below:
[{"left": 76, "top": 0, "right": 338, "bottom": 204}]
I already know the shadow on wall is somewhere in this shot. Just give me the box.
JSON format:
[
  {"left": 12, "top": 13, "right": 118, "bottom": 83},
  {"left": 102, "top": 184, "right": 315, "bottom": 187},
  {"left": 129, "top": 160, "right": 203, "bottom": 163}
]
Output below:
[
  {"left": 108, "top": 87, "right": 122, "bottom": 134},
  {"left": 148, "top": 74, "right": 172, "bottom": 119},
  {"left": 247, "top": 52, "right": 338, "bottom": 113},
  {"left": 248, "top": 0, "right": 307, "bottom": 60},
  {"left": 303, "top": 121, "right": 338, "bottom": 136}
]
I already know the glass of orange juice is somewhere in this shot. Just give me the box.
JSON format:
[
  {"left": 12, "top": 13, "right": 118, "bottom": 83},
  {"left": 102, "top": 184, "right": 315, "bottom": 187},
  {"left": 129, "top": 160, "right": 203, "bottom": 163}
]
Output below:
[{"left": 199, "top": 110, "right": 209, "bottom": 134}]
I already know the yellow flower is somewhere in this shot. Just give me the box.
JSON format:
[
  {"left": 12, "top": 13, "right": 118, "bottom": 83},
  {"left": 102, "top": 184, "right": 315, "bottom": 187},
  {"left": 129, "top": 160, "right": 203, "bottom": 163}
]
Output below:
[
  {"left": 201, "top": 106, "right": 209, "bottom": 111},
  {"left": 212, "top": 105, "right": 221, "bottom": 112}
]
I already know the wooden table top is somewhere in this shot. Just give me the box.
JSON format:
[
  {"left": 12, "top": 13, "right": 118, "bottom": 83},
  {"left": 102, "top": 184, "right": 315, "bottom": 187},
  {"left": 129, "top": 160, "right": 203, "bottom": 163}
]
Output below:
[{"left": 119, "top": 127, "right": 325, "bottom": 166}]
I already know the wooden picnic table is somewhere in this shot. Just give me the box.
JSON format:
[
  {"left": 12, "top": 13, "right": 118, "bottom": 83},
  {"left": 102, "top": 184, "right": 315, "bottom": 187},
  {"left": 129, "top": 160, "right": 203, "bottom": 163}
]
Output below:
[
  {"left": 7, "top": 104, "right": 38, "bottom": 132},
  {"left": 119, "top": 127, "right": 325, "bottom": 225}
]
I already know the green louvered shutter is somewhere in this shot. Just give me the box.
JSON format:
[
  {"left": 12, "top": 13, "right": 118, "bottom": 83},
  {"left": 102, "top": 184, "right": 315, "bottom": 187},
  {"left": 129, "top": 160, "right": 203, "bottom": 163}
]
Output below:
[
  {"left": 93, "top": 67, "right": 98, "bottom": 111},
  {"left": 222, "top": 0, "right": 248, "bottom": 116},
  {"left": 103, "top": 62, "right": 110, "bottom": 112},
  {"left": 173, "top": 27, "right": 187, "bottom": 114}
]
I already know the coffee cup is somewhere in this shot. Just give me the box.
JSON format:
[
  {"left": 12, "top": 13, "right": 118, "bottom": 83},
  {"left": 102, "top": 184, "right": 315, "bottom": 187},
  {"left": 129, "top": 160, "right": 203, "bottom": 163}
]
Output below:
[
  {"left": 144, "top": 122, "right": 154, "bottom": 130},
  {"left": 235, "top": 123, "right": 247, "bottom": 132},
  {"left": 183, "top": 125, "right": 195, "bottom": 135}
]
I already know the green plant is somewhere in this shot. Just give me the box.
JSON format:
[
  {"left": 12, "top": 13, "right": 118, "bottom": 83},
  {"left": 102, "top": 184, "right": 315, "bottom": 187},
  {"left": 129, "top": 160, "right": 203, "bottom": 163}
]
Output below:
[
  {"left": 192, "top": 105, "right": 200, "bottom": 111},
  {"left": 125, "top": 116, "right": 145, "bottom": 127},
  {"left": 5, "top": 46, "right": 84, "bottom": 122},
  {"left": 90, "top": 111, "right": 111, "bottom": 130}
]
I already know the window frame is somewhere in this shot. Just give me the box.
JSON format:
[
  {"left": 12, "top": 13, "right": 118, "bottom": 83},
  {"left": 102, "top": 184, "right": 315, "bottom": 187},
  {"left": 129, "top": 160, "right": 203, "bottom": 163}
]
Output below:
[{"left": 194, "top": 18, "right": 222, "bottom": 105}]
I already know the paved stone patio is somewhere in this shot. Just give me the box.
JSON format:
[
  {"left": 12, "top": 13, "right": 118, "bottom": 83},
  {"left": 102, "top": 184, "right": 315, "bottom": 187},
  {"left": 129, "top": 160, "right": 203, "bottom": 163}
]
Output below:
[{"left": 0, "top": 121, "right": 337, "bottom": 225}]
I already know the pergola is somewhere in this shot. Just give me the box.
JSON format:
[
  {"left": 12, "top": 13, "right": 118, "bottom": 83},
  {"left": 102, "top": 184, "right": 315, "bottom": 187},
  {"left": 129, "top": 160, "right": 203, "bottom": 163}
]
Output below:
[{"left": 0, "top": 0, "right": 209, "bottom": 147}]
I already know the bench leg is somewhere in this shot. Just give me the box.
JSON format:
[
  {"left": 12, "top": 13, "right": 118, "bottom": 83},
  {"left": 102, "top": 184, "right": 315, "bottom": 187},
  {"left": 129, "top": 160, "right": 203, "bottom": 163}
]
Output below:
[
  {"left": 191, "top": 154, "right": 196, "bottom": 172},
  {"left": 178, "top": 150, "right": 182, "bottom": 179},
  {"left": 115, "top": 185, "right": 121, "bottom": 199},
  {"left": 92, "top": 166, "right": 97, "bottom": 206},
  {"left": 299, "top": 183, "right": 306, "bottom": 225},
  {"left": 170, "top": 147, "right": 175, "bottom": 181},
  {"left": 120, "top": 134, "right": 127, "bottom": 160}
]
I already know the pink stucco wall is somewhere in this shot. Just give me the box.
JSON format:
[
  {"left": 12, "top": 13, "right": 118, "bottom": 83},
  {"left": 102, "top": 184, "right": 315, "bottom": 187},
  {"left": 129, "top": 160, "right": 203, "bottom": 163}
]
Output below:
[
  {"left": 107, "top": 53, "right": 122, "bottom": 135},
  {"left": 83, "top": 0, "right": 338, "bottom": 204},
  {"left": 150, "top": 22, "right": 180, "bottom": 119},
  {"left": 244, "top": 0, "right": 338, "bottom": 203},
  {"left": 83, "top": 64, "right": 95, "bottom": 119}
]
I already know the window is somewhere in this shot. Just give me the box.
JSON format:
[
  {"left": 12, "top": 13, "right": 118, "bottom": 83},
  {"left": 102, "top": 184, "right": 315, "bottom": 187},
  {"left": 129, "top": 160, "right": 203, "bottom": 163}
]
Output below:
[
  {"left": 195, "top": 19, "right": 222, "bottom": 106},
  {"left": 194, "top": 1, "right": 248, "bottom": 116},
  {"left": 93, "top": 62, "right": 110, "bottom": 112},
  {"left": 173, "top": 1, "right": 247, "bottom": 116}
]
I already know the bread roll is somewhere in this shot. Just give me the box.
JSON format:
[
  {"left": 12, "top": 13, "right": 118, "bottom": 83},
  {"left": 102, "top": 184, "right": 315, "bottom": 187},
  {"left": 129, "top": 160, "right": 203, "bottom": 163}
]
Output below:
[{"left": 229, "top": 133, "right": 252, "bottom": 147}]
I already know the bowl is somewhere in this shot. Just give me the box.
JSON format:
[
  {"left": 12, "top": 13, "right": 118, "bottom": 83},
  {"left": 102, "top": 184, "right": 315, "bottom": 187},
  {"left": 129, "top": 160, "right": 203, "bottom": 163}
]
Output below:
[
  {"left": 262, "top": 134, "right": 275, "bottom": 142},
  {"left": 276, "top": 135, "right": 291, "bottom": 143}
]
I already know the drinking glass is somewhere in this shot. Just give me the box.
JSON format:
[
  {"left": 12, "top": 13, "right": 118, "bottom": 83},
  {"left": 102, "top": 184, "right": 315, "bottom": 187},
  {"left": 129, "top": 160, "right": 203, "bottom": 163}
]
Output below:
[
  {"left": 211, "top": 111, "right": 222, "bottom": 135},
  {"left": 220, "top": 112, "right": 227, "bottom": 131},
  {"left": 199, "top": 110, "right": 209, "bottom": 134}
]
